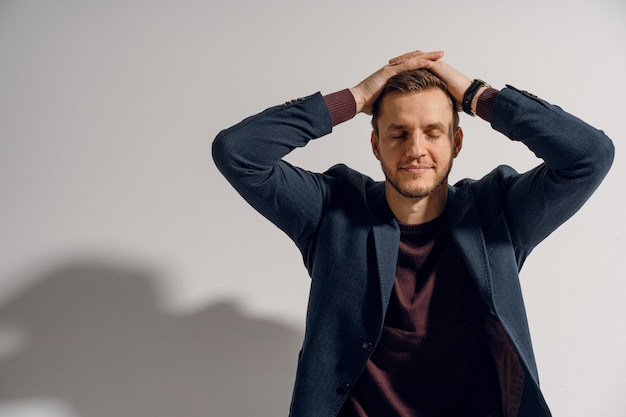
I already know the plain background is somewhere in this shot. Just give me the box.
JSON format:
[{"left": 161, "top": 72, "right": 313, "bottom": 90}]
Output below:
[{"left": 1, "top": 0, "right": 624, "bottom": 416}]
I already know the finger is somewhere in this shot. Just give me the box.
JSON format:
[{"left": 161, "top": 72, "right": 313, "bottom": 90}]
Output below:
[
  {"left": 389, "top": 50, "right": 444, "bottom": 65},
  {"left": 392, "top": 50, "right": 444, "bottom": 63},
  {"left": 388, "top": 49, "right": 422, "bottom": 62},
  {"left": 386, "top": 56, "right": 439, "bottom": 73}
]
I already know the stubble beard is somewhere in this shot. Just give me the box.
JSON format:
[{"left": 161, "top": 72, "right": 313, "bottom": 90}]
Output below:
[{"left": 381, "top": 158, "right": 453, "bottom": 199}]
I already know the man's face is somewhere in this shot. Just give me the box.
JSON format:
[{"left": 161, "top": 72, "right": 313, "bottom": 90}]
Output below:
[{"left": 371, "top": 88, "right": 462, "bottom": 201}]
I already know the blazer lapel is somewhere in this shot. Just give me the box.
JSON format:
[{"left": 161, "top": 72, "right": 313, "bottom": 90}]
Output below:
[
  {"left": 446, "top": 185, "right": 496, "bottom": 310},
  {"left": 366, "top": 182, "right": 400, "bottom": 314}
]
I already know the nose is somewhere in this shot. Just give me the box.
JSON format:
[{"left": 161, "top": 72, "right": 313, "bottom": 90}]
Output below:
[{"left": 406, "top": 133, "right": 426, "bottom": 158}]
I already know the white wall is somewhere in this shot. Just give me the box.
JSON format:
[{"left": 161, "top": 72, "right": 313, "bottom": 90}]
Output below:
[{"left": 1, "top": 0, "right": 624, "bottom": 416}]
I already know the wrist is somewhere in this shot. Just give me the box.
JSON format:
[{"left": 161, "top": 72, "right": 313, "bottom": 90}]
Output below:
[
  {"left": 324, "top": 89, "right": 357, "bottom": 126},
  {"left": 462, "top": 79, "right": 490, "bottom": 116},
  {"left": 475, "top": 87, "right": 499, "bottom": 122},
  {"left": 348, "top": 87, "right": 361, "bottom": 112},
  {"left": 472, "top": 86, "right": 489, "bottom": 115}
]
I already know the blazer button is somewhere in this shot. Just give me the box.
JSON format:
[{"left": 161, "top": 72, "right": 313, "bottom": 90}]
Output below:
[
  {"left": 336, "top": 383, "right": 351, "bottom": 395},
  {"left": 361, "top": 341, "right": 373, "bottom": 352}
]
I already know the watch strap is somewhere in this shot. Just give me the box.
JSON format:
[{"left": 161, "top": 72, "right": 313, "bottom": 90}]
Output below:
[{"left": 462, "top": 79, "right": 490, "bottom": 116}]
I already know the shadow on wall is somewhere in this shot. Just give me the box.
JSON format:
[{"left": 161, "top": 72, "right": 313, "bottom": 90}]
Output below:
[{"left": 0, "top": 261, "right": 304, "bottom": 417}]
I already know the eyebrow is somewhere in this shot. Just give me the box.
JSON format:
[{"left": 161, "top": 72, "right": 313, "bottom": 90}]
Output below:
[
  {"left": 384, "top": 122, "right": 448, "bottom": 134},
  {"left": 385, "top": 124, "right": 407, "bottom": 132}
]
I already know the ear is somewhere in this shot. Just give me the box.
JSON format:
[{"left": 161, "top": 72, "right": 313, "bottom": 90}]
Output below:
[
  {"left": 452, "top": 127, "right": 463, "bottom": 158},
  {"left": 371, "top": 131, "right": 381, "bottom": 160}
]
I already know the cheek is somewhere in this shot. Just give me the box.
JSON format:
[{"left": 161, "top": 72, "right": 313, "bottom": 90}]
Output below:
[
  {"left": 379, "top": 146, "right": 402, "bottom": 162},
  {"left": 433, "top": 144, "right": 455, "bottom": 160}
]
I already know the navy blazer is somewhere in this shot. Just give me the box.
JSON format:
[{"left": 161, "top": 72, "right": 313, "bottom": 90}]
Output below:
[{"left": 212, "top": 86, "right": 614, "bottom": 416}]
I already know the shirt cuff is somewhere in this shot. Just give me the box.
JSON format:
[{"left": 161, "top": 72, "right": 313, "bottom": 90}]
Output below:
[
  {"left": 476, "top": 88, "right": 499, "bottom": 122},
  {"left": 323, "top": 89, "right": 357, "bottom": 126}
]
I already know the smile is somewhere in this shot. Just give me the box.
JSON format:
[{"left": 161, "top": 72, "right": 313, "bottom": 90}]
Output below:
[{"left": 399, "top": 165, "right": 432, "bottom": 174}]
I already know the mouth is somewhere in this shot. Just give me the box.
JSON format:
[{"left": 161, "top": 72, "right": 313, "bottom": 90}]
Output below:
[{"left": 399, "top": 165, "right": 432, "bottom": 174}]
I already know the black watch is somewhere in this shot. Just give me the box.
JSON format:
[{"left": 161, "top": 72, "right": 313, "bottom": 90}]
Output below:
[{"left": 462, "top": 79, "right": 490, "bottom": 117}]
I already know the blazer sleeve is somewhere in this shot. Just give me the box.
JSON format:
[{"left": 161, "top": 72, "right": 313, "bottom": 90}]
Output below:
[
  {"left": 490, "top": 86, "right": 615, "bottom": 252},
  {"left": 212, "top": 93, "right": 335, "bottom": 250}
]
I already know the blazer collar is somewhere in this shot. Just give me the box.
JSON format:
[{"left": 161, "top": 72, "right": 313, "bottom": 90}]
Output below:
[
  {"left": 446, "top": 185, "right": 495, "bottom": 308},
  {"left": 366, "top": 181, "right": 395, "bottom": 225},
  {"left": 366, "top": 181, "right": 400, "bottom": 313}
]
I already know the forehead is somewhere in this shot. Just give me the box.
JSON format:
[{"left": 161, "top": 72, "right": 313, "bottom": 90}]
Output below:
[{"left": 377, "top": 88, "right": 454, "bottom": 130}]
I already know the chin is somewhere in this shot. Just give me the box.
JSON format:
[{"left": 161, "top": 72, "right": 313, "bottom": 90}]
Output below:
[{"left": 392, "top": 177, "right": 447, "bottom": 200}]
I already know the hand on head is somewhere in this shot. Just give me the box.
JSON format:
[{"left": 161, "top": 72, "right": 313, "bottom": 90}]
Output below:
[
  {"left": 350, "top": 50, "right": 473, "bottom": 114},
  {"left": 389, "top": 50, "right": 474, "bottom": 109}
]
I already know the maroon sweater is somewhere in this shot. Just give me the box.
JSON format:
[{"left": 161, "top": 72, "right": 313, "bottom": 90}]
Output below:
[{"left": 339, "top": 216, "right": 502, "bottom": 417}]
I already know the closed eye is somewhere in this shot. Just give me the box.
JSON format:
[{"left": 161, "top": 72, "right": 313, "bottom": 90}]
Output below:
[{"left": 424, "top": 123, "right": 448, "bottom": 140}]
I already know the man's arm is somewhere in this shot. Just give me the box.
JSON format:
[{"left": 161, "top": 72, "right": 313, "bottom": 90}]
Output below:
[
  {"left": 488, "top": 86, "right": 614, "bottom": 250},
  {"left": 212, "top": 93, "right": 335, "bottom": 248},
  {"left": 390, "top": 50, "right": 615, "bottom": 250},
  {"left": 212, "top": 51, "right": 446, "bottom": 248}
]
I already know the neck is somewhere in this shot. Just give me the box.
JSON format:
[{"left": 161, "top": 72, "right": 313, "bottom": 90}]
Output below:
[{"left": 385, "top": 182, "right": 448, "bottom": 225}]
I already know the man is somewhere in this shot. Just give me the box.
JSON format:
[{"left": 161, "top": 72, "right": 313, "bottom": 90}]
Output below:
[{"left": 212, "top": 50, "right": 614, "bottom": 416}]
